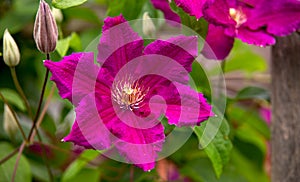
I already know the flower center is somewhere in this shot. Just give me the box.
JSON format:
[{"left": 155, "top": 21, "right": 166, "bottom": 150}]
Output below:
[
  {"left": 229, "top": 8, "right": 247, "bottom": 28},
  {"left": 112, "top": 75, "right": 148, "bottom": 111}
]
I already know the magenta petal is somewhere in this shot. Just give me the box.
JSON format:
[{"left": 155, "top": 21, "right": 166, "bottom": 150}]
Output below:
[
  {"left": 111, "top": 115, "right": 165, "bottom": 171},
  {"left": 160, "top": 84, "right": 213, "bottom": 126},
  {"left": 237, "top": 27, "right": 275, "bottom": 46},
  {"left": 63, "top": 121, "right": 94, "bottom": 149},
  {"left": 242, "top": 0, "right": 259, "bottom": 7},
  {"left": 113, "top": 120, "right": 164, "bottom": 171},
  {"left": 150, "top": 0, "right": 181, "bottom": 24},
  {"left": 44, "top": 52, "right": 101, "bottom": 105},
  {"left": 95, "top": 94, "right": 165, "bottom": 171},
  {"left": 64, "top": 94, "right": 112, "bottom": 150},
  {"left": 202, "top": 24, "right": 234, "bottom": 60},
  {"left": 203, "top": 0, "right": 235, "bottom": 26},
  {"left": 144, "top": 35, "right": 198, "bottom": 73},
  {"left": 245, "top": 0, "right": 300, "bottom": 36},
  {"left": 97, "top": 15, "right": 143, "bottom": 75},
  {"left": 140, "top": 79, "right": 213, "bottom": 126},
  {"left": 174, "top": 0, "right": 213, "bottom": 19},
  {"left": 115, "top": 139, "right": 163, "bottom": 171}
]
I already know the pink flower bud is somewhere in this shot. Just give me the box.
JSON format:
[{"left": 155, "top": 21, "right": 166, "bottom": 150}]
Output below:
[{"left": 33, "top": 0, "right": 58, "bottom": 54}]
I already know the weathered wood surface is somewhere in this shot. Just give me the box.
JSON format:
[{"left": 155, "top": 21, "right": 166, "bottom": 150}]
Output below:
[{"left": 272, "top": 32, "right": 300, "bottom": 182}]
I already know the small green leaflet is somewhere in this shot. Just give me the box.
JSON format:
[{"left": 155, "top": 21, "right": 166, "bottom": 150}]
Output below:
[{"left": 52, "top": 0, "right": 87, "bottom": 9}]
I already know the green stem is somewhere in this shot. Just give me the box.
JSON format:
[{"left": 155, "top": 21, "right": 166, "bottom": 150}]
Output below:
[
  {"left": 0, "top": 92, "right": 27, "bottom": 141},
  {"left": 217, "top": 60, "right": 227, "bottom": 98},
  {"left": 27, "top": 54, "right": 50, "bottom": 142},
  {"left": 0, "top": 147, "right": 19, "bottom": 165},
  {"left": 10, "top": 67, "right": 33, "bottom": 119}
]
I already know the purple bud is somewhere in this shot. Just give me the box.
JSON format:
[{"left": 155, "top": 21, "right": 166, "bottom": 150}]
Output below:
[{"left": 33, "top": 0, "right": 58, "bottom": 54}]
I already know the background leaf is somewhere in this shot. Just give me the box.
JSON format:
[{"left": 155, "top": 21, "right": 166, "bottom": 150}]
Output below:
[
  {"left": 194, "top": 116, "right": 233, "bottom": 178},
  {"left": 62, "top": 150, "right": 99, "bottom": 182},
  {"left": 52, "top": 0, "right": 88, "bottom": 9},
  {"left": 0, "top": 142, "right": 32, "bottom": 182},
  {"left": 0, "top": 88, "right": 26, "bottom": 111},
  {"left": 225, "top": 40, "right": 267, "bottom": 74},
  {"left": 56, "top": 33, "right": 82, "bottom": 57},
  {"left": 106, "top": 0, "right": 146, "bottom": 20},
  {"left": 235, "top": 86, "right": 270, "bottom": 101}
]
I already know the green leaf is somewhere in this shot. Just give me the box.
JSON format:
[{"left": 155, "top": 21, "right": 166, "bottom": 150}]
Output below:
[
  {"left": 56, "top": 32, "right": 82, "bottom": 57},
  {"left": 225, "top": 40, "right": 267, "bottom": 74},
  {"left": 0, "top": 88, "right": 26, "bottom": 111},
  {"left": 236, "top": 86, "right": 270, "bottom": 101},
  {"left": 106, "top": 0, "right": 147, "bottom": 20},
  {"left": 190, "top": 61, "right": 212, "bottom": 99},
  {"left": 28, "top": 159, "right": 50, "bottom": 182},
  {"left": 0, "top": 142, "right": 32, "bottom": 182},
  {"left": 62, "top": 150, "right": 99, "bottom": 182},
  {"left": 181, "top": 157, "right": 248, "bottom": 182},
  {"left": 63, "top": 7, "right": 102, "bottom": 27},
  {"left": 69, "top": 33, "right": 82, "bottom": 51},
  {"left": 56, "top": 38, "right": 70, "bottom": 57},
  {"left": 194, "top": 115, "right": 233, "bottom": 178},
  {"left": 234, "top": 125, "right": 267, "bottom": 155},
  {"left": 230, "top": 148, "right": 269, "bottom": 182},
  {"left": 0, "top": 0, "right": 38, "bottom": 37},
  {"left": 227, "top": 105, "right": 270, "bottom": 139},
  {"left": 63, "top": 168, "right": 100, "bottom": 182},
  {"left": 52, "top": 0, "right": 87, "bottom": 9}
]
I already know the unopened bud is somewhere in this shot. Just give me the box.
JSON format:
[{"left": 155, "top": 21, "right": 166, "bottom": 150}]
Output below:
[
  {"left": 3, "top": 104, "right": 19, "bottom": 139},
  {"left": 3, "top": 29, "right": 20, "bottom": 67},
  {"left": 33, "top": 0, "right": 58, "bottom": 54},
  {"left": 142, "top": 12, "right": 156, "bottom": 37},
  {"left": 52, "top": 7, "right": 63, "bottom": 23}
]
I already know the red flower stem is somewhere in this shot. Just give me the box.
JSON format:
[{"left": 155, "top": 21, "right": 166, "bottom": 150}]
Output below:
[
  {"left": 11, "top": 142, "right": 26, "bottom": 182},
  {"left": 27, "top": 53, "right": 50, "bottom": 142},
  {"left": 29, "top": 84, "right": 55, "bottom": 143},
  {"left": 130, "top": 165, "right": 134, "bottom": 182}
]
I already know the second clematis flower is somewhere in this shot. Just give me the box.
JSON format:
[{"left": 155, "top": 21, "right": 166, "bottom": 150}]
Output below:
[
  {"left": 44, "top": 15, "right": 213, "bottom": 171},
  {"left": 202, "top": 0, "right": 300, "bottom": 59}
]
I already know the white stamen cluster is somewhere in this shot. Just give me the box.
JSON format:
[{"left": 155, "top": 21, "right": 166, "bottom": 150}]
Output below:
[
  {"left": 229, "top": 8, "right": 247, "bottom": 28},
  {"left": 112, "top": 76, "right": 148, "bottom": 111}
]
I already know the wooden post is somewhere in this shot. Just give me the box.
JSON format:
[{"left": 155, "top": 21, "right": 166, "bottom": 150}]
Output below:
[{"left": 271, "top": 32, "right": 300, "bottom": 182}]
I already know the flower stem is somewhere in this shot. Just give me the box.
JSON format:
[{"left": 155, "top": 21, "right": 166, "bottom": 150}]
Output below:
[
  {"left": 0, "top": 92, "right": 27, "bottom": 141},
  {"left": 27, "top": 53, "right": 50, "bottom": 142},
  {"left": 10, "top": 67, "right": 33, "bottom": 119},
  {"left": 11, "top": 142, "right": 26, "bottom": 182},
  {"left": 217, "top": 60, "right": 227, "bottom": 98},
  {"left": 130, "top": 165, "right": 134, "bottom": 182},
  {"left": 0, "top": 147, "right": 19, "bottom": 165},
  {"left": 29, "top": 84, "right": 55, "bottom": 143}
]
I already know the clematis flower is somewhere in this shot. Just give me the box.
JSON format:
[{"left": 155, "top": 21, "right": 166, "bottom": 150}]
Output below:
[
  {"left": 44, "top": 15, "right": 213, "bottom": 171},
  {"left": 202, "top": 0, "right": 300, "bottom": 59}
]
